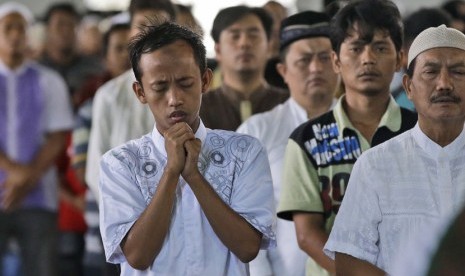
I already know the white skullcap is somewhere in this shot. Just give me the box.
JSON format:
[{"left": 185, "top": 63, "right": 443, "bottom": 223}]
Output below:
[
  {"left": 408, "top": 24, "right": 465, "bottom": 67},
  {"left": 0, "top": 2, "right": 34, "bottom": 25}
]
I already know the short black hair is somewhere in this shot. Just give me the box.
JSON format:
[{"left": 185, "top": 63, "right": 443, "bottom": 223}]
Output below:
[
  {"left": 330, "top": 0, "right": 403, "bottom": 55},
  {"left": 128, "top": 0, "right": 176, "bottom": 21},
  {"left": 442, "top": 0, "right": 465, "bottom": 20},
  {"left": 404, "top": 8, "right": 451, "bottom": 47},
  {"left": 129, "top": 20, "right": 207, "bottom": 84},
  {"left": 103, "top": 23, "right": 130, "bottom": 56},
  {"left": 211, "top": 5, "right": 273, "bottom": 43},
  {"left": 43, "top": 2, "right": 80, "bottom": 24}
]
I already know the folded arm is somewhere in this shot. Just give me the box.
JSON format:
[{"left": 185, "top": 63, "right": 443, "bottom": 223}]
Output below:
[{"left": 1, "top": 131, "right": 67, "bottom": 210}]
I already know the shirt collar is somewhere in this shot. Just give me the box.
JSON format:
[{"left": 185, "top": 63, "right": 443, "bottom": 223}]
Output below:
[
  {"left": 412, "top": 123, "right": 465, "bottom": 159},
  {"left": 333, "top": 95, "right": 402, "bottom": 134},
  {"left": 288, "top": 97, "right": 307, "bottom": 122},
  {"left": 0, "top": 59, "right": 30, "bottom": 75},
  {"left": 151, "top": 120, "right": 208, "bottom": 158},
  {"left": 288, "top": 97, "right": 337, "bottom": 121},
  {"left": 219, "top": 82, "right": 268, "bottom": 103}
]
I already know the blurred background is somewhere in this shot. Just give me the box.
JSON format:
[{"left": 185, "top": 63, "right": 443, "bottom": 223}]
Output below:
[{"left": 3, "top": 0, "right": 454, "bottom": 57}]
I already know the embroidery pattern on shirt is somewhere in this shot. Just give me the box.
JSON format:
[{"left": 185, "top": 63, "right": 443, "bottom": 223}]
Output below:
[
  {"left": 201, "top": 133, "right": 253, "bottom": 203},
  {"left": 112, "top": 140, "right": 161, "bottom": 204},
  {"left": 243, "top": 213, "right": 276, "bottom": 245}
]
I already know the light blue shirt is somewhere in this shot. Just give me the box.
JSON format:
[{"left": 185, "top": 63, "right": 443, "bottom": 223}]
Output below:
[{"left": 99, "top": 121, "right": 276, "bottom": 275}]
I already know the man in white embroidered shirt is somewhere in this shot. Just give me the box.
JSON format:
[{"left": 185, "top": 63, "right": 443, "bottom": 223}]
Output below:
[
  {"left": 324, "top": 25, "right": 465, "bottom": 275},
  {"left": 99, "top": 21, "right": 276, "bottom": 275}
]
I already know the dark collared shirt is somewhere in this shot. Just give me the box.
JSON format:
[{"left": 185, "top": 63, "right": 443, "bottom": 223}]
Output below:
[{"left": 200, "top": 83, "right": 289, "bottom": 131}]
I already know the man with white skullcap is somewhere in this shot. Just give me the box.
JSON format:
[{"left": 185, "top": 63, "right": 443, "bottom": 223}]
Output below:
[
  {"left": 324, "top": 24, "right": 465, "bottom": 275},
  {"left": 0, "top": 2, "right": 73, "bottom": 276}
]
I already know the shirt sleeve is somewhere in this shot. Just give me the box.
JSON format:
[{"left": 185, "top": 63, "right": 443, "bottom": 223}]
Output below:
[
  {"left": 323, "top": 152, "right": 382, "bottom": 265},
  {"left": 277, "top": 139, "right": 323, "bottom": 220},
  {"left": 99, "top": 149, "right": 146, "bottom": 263},
  {"left": 229, "top": 137, "right": 276, "bottom": 249},
  {"left": 41, "top": 69, "right": 74, "bottom": 132}
]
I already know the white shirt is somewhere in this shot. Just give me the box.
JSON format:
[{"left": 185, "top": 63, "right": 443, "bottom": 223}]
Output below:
[
  {"left": 390, "top": 213, "right": 453, "bottom": 276},
  {"left": 324, "top": 123, "right": 465, "bottom": 274},
  {"left": 85, "top": 70, "right": 153, "bottom": 200},
  {"left": 100, "top": 122, "right": 276, "bottom": 276},
  {"left": 237, "top": 98, "right": 335, "bottom": 276}
]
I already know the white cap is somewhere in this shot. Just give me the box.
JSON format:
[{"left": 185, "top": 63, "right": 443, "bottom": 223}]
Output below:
[
  {"left": 0, "top": 2, "right": 34, "bottom": 25},
  {"left": 408, "top": 25, "right": 465, "bottom": 68}
]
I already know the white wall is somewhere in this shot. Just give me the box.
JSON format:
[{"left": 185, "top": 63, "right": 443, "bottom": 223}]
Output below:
[
  {"left": 1, "top": 0, "right": 85, "bottom": 18},
  {"left": 1, "top": 0, "right": 453, "bottom": 57}
]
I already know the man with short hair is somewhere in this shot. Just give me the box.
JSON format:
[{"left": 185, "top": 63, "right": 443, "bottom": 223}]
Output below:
[
  {"left": 72, "top": 22, "right": 131, "bottom": 276},
  {"left": 0, "top": 3, "right": 74, "bottom": 275},
  {"left": 39, "top": 2, "right": 103, "bottom": 108},
  {"left": 324, "top": 24, "right": 465, "bottom": 275},
  {"left": 200, "top": 5, "right": 288, "bottom": 131},
  {"left": 277, "top": 0, "right": 417, "bottom": 275},
  {"left": 237, "top": 11, "right": 338, "bottom": 276},
  {"left": 99, "top": 21, "right": 276, "bottom": 275}
]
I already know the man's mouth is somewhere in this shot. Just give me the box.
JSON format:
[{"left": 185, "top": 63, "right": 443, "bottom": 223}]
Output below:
[
  {"left": 431, "top": 94, "right": 461, "bottom": 104},
  {"left": 237, "top": 53, "right": 254, "bottom": 61},
  {"left": 169, "top": 111, "right": 187, "bottom": 123},
  {"left": 307, "top": 77, "right": 326, "bottom": 86},
  {"left": 358, "top": 71, "right": 380, "bottom": 78}
]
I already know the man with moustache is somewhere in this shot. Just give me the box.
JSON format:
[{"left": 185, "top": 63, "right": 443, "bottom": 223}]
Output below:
[
  {"left": 99, "top": 21, "right": 275, "bottom": 275},
  {"left": 237, "top": 11, "right": 338, "bottom": 276},
  {"left": 277, "top": 0, "right": 417, "bottom": 275},
  {"left": 325, "top": 24, "right": 465, "bottom": 275},
  {"left": 200, "top": 5, "right": 288, "bottom": 131}
]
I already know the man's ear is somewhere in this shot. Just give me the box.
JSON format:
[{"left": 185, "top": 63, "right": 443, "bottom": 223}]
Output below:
[
  {"left": 396, "top": 50, "right": 404, "bottom": 72},
  {"left": 276, "top": 62, "right": 287, "bottom": 80},
  {"left": 402, "top": 74, "right": 413, "bottom": 100},
  {"left": 201, "top": 68, "right": 213, "bottom": 93},
  {"left": 133, "top": 81, "right": 147, "bottom": 104},
  {"left": 332, "top": 51, "right": 341, "bottom": 74},
  {"left": 214, "top": 43, "right": 221, "bottom": 63}
]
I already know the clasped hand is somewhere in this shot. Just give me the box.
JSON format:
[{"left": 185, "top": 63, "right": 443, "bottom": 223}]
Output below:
[
  {"left": 1, "top": 162, "right": 37, "bottom": 211},
  {"left": 164, "top": 122, "right": 201, "bottom": 181}
]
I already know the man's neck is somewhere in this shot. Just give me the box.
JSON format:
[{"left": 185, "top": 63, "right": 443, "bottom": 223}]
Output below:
[
  {"left": 222, "top": 70, "right": 265, "bottom": 100},
  {"left": 304, "top": 98, "right": 334, "bottom": 119},
  {"left": 45, "top": 47, "right": 75, "bottom": 66},
  {"left": 0, "top": 54, "right": 25, "bottom": 70},
  {"left": 343, "top": 91, "right": 391, "bottom": 142},
  {"left": 419, "top": 118, "right": 465, "bottom": 147}
]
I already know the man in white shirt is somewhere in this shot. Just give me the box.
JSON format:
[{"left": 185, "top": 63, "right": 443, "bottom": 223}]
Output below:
[
  {"left": 0, "top": 3, "right": 74, "bottom": 275},
  {"left": 237, "top": 11, "right": 338, "bottom": 276},
  {"left": 99, "top": 21, "right": 276, "bottom": 275},
  {"left": 324, "top": 24, "right": 465, "bottom": 275}
]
